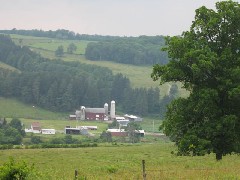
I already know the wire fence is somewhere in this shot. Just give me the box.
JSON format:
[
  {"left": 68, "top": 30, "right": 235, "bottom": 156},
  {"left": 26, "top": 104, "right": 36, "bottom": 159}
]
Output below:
[{"left": 73, "top": 160, "right": 240, "bottom": 180}]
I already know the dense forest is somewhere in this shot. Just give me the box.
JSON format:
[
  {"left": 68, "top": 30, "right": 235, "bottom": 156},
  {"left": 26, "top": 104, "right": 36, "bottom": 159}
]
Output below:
[
  {"left": 0, "top": 34, "right": 177, "bottom": 116},
  {"left": 0, "top": 29, "right": 169, "bottom": 66},
  {"left": 85, "top": 36, "right": 168, "bottom": 65}
]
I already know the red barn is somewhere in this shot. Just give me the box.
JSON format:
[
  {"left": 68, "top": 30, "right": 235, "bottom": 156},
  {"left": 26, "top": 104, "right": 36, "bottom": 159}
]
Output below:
[
  {"left": 85, "top": 108, "right": 106, "bottom": 120},
  {"left": 107, "top": 129, "right": 128, "bottom": 137}
]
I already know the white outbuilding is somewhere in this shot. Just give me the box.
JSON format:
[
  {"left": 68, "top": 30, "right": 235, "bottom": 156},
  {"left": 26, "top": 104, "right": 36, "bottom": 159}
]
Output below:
[{"left": 41, "top": 129, "right": 56, "bottom": 134}]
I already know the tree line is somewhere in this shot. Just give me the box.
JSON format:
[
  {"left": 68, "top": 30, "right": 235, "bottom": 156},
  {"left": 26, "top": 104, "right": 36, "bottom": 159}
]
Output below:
[
  {"left": 0, "top": 35, "right": 177, "bottom": 116},
  {"left": 0, "top": 118, "right": 25, "bottom": 145},
  {"left": 85, "top": 36, "right": 169, "bottom": 65},
  {"left": 0, "top": 29, "right": 121, "bottom": 41},
  {"left": 0, "top": 29, "right": 169, "bottom": 66}
]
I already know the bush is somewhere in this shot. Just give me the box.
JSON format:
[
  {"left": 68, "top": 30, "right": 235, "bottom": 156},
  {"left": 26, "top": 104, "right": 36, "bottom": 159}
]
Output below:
[
  {"left": 0, "top": 144, "right": 13, "bottom": 150},
  {"left": 106, "top": 165, "right": 118, "bottom": 173},
  {"left": 0, "top": 157, "right": 39, "bottom": 179},
  {"left": 31, "top": 136, "right": 42, "bottom": 144}
]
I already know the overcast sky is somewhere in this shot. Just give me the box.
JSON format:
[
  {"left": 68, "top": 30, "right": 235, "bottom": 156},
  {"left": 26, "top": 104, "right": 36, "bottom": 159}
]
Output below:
[{"left": 0, "top": 0, "right": 237, "bottom": 36}]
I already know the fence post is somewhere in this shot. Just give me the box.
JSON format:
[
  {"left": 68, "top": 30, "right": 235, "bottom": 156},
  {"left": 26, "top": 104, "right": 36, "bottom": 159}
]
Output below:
[
  {"left": 142, "top": 160, "right": 147, "bottom": 180},
  {"left": 75, "top": 169, "right": 78, "bottom": 179}
]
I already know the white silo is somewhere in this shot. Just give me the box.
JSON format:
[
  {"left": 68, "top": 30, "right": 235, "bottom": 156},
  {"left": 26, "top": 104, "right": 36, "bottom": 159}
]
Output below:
[
  {"left": 104, "top": 103, "right": 108, "bottom": 116},
  {"left": 110, "top": 100, "right": 116, "bottom": 120},
  {"left": 80, "top": 106, "right": 85, "bottom": 120}
]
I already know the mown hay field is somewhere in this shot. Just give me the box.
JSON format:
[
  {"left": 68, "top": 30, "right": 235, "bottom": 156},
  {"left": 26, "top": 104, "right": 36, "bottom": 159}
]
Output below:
[
  {"left": 0, "top": 143, "right": 239, "bottom": 179},
  {"left": 0, "top": 97, "right": 66, "bottom": 120}
]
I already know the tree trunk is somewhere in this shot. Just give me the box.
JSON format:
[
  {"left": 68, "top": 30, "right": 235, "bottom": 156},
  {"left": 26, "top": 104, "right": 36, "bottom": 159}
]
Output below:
[{"left": 216, "top": 152, "right": 222, "bottom": 161}]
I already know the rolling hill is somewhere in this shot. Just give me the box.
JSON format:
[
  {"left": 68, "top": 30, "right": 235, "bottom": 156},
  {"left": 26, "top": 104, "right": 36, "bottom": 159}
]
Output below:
[{"left": 9, "top": 34, "right": 188, "bottom": 97}]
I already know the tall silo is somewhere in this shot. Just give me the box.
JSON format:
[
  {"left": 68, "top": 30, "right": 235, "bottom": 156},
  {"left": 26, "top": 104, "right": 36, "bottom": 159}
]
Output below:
[
  {"left": 80, "top": 106, "right": 85, "bottom": 120},
  {"left": 110, "top": 100, "right": 116, "bottom": 120},
  {"left": 104, "top": 103, "right": 108, "bottom": 116}
]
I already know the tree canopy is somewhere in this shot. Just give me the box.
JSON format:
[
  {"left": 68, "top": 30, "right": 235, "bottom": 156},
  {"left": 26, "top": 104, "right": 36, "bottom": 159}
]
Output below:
[
  {"left": 85, "top": 36, "right": 168, "bottom": 65},
  {"left": 151, "top": 0, "right": 240, "bottom": 160}
]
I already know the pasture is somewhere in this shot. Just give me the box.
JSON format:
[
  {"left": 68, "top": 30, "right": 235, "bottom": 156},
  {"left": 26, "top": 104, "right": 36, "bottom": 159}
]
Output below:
[
  {"left": 0, "top": 143, "right": 239, "bottom": 179},
  {"left": 0, "top": 62, "right": 21, "bottom": 73},
  {"left": 0, "top": 97, "right": 66, "bottom": 120}
]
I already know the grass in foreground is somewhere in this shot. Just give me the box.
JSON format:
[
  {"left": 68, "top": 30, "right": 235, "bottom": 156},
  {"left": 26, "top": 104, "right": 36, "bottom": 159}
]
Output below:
[{"left": 0, "top": 143, "right": 239, "bottom": 179}]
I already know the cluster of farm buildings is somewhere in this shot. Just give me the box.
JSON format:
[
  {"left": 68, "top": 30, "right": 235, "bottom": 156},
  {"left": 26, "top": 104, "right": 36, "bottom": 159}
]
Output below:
[{"left": 25, "top": 101, "right": 145, "bottom": 137}]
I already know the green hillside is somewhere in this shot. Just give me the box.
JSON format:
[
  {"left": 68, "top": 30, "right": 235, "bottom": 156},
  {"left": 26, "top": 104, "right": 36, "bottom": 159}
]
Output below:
[
  {"left": 0, "top": 62, "right": 21, "bottom": 73},
  {"left": 0, "top": 97, "right": 66, "bottom": 119},
  {"left": 9, "top": 34, "right": 188, "bottom": 97}
]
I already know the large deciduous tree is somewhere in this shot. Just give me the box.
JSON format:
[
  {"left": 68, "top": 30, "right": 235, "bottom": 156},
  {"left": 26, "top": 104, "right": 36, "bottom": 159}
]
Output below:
[{"left": 151, "top": 1, "right": 240, "bottom": 160}]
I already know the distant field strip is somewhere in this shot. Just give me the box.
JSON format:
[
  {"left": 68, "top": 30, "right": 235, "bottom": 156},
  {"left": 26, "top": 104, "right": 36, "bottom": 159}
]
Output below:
[
  {"left": 0, "top": 62, "right": 21, "bottom": 73},
  {"left": 0, "top": 97, "right": 66, "bottom": 119}
]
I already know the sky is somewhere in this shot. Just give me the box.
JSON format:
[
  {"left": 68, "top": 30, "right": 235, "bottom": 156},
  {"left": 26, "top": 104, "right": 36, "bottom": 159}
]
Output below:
[{"left": 0, "top": 0, "right": 237, "bottom": 37}]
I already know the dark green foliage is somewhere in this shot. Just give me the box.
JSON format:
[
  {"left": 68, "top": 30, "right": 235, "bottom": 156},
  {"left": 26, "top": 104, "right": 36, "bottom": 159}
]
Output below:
[
  {"left": 67, "top": 43, "right": 77, "bottom": 54},
  {"left": 27, "top": 143, "right": 97, "bottom": 149},
  {"left": 108, "top": 120, "right": 118, "bottom": 129},
  {"left": 0, "top": 118, "right": 24, "bottom": 145},
  {"left": 0, "top": 29, "right": 120, "bottom": 41},
  {"left": 0, "top": 157, "right": 38, "bottom": 180},
  {"left": 9, "top": 118, "right": 25, "bottom": 136},
  {"left": 85, "top": 36, "right": 168, "bottom": 65},
  {"left": 30, "top": 136, "right": 42, "bottom": 144},
  {"left": 125, "top": 122, "right": 142, "bottom": 143},
  {"left": 152, "top": 1, "right": 240, "bottom": 160},
  {"left": 55, "top": 45, "right": 64, "bottom": 57},
  {"left": 100, "top": 131, "right": 112, "bottom": 142},
  {"left": 50, "top": 135, "right": 80, "bottom": 144}
]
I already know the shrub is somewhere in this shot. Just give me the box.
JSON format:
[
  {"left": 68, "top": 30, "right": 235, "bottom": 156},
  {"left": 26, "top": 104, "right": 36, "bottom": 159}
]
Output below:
[
  {"left": 0, "top": 157, "right": 39, "bottom": 179},
  {"left": 106, "top": 165, "right": 118, "bottom": 173}
]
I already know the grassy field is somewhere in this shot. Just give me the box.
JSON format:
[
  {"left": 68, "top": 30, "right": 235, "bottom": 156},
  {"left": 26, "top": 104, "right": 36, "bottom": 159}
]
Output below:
[
  {"left": 8, "top": 34, "right": 188, "bottom": 97},
  {"left": 0, "top": 97, "right": 66, "bottom": 120},
  {"left": 0, "top": 62, "right": 21, "bottom": 73},
  {"left": 0, "top": 143, "right": 239, "bottom": 179}
]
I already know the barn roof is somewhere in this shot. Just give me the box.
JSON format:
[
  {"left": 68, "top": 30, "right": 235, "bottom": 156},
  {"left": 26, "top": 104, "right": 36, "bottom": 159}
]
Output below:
[
  {"left": 85, "top": 108, "right": 105, "bottom": 113},
  {"left": 31, "top": 122, "right": 41, "bottom": 127}
]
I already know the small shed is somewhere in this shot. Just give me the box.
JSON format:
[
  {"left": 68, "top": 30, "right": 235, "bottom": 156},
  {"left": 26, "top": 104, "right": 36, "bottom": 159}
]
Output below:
[
  {"left": 69, "top": 115, "right": 77, "bottom": 120},
  {"left": 124, "top": 114, "right": 143, "bottom": 122},
  {"left": 79, "top": 126, "right": 98, "bottom": 130},
  {"left": 117, "top": 120, "right": 129, "bottom": 127},
  {"left": 65, "top": 127, "right": 81, "bottom": 134},
  {"left": 135, "top": 130, "right": 145, "bottom": 137},
  {"left": 41, "top": 129, "right": 56, "bottom": 134}
]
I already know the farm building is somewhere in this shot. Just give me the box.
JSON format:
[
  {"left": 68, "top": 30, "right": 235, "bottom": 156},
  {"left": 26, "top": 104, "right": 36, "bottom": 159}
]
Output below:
[
  {"left": 85, "top": 108, "right": 106, "bottom": 120},
  {"left": 116, "top": 119, "right": 130, "bottom": 127},
  {"left": 41, "top": 129, "right": 56, "bottom": 134},
  {"left": 107, "top": 129, "right": 128, "bottom": 137},
  {"left": 76, "top": 101, "right": 116, "bottom": 121},
  {"left": 124, "top": 114, "right": 143, "bottom": 122},
  {"left": 69, "top": 114, "right": 77, "bottom": 120},
  {"left": 78, "top": 126, "right": 98, "bottom": 130},
  {"left": 107, "top": 129, "right": 145, "bottom": 137},
  {"left": 135, "top": 130, "right": 145, "bottom": 137},
  {"left": 65, "top": 126, "right": 88, "bottom": 135},
  {"left": 26, "top": 122, "right": 41, "bottom": 133}
]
